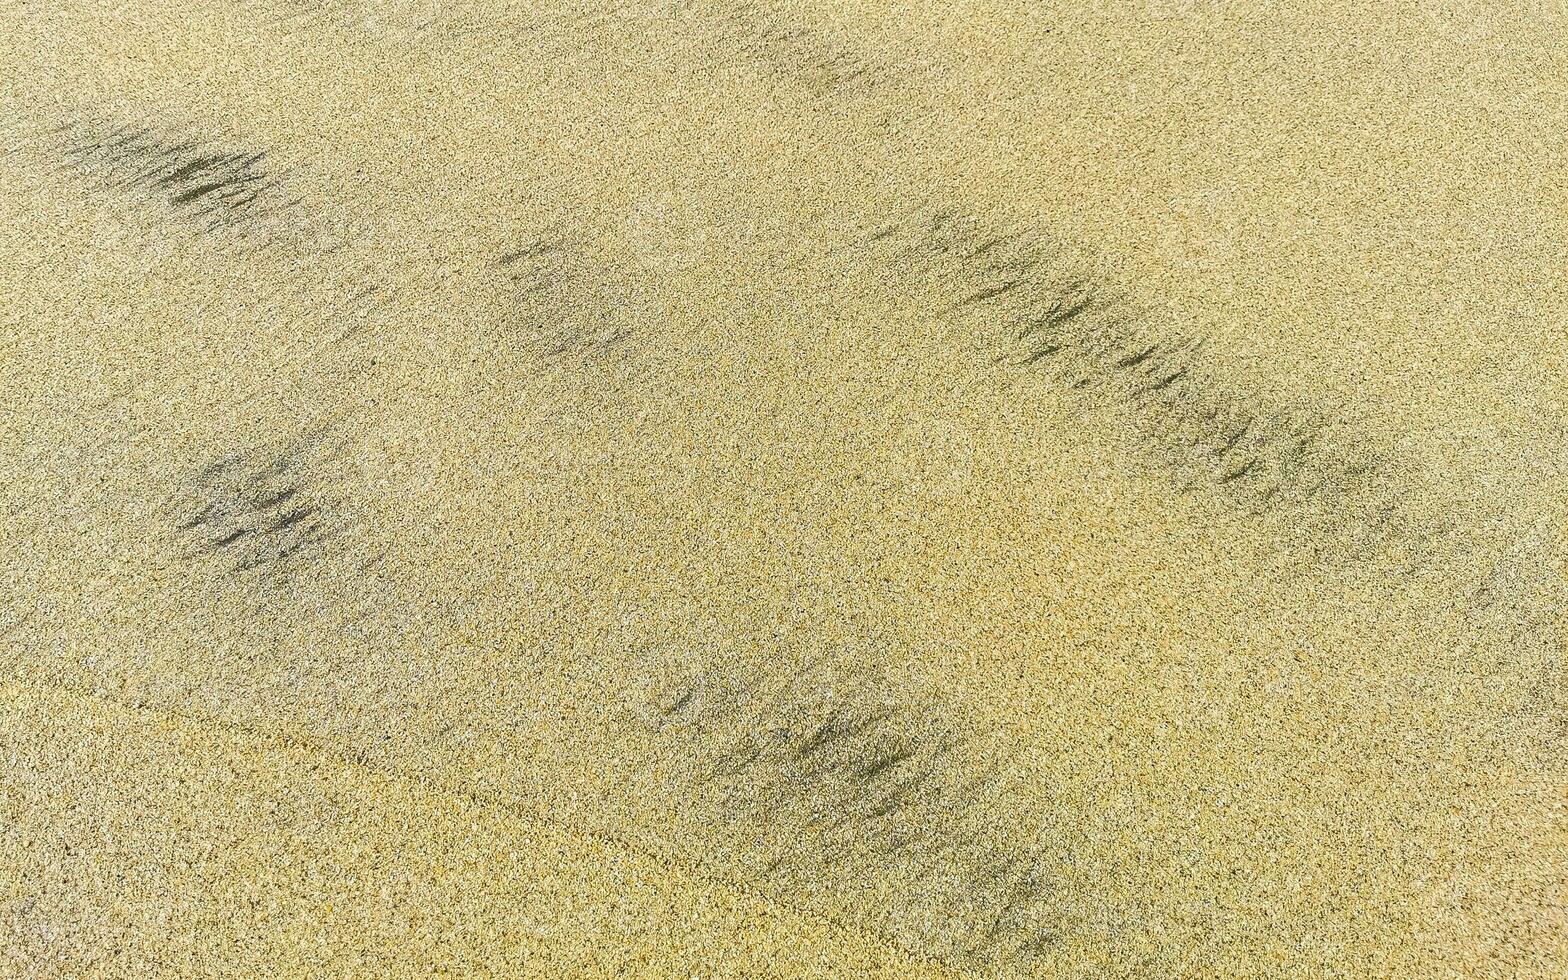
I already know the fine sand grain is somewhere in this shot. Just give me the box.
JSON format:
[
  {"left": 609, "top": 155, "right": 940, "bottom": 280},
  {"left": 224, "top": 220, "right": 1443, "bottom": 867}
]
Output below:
[{"left": 3, "top": 1, "right": 1566, "bottom": 976}]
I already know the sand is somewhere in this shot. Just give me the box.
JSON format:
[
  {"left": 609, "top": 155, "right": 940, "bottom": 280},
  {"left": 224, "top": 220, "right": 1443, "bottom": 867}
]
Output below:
[{"left": 2, "top": 1, "right": 1565, "bottom": 976}]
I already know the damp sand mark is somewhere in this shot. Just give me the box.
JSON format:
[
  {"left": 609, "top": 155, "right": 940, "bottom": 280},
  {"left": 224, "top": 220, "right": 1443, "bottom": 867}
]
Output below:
[
  {"left": 34, "top": 115, "right": 320, "bottom": 250},
  {"left": 635, "top": 654, "right": 1067, "bottom": 970},
  {"left": 488, "top": 238, "right": 640, "bottom": 360},
  {"left": 720, "top": 2, "right": 887, "bottom": 100},
  {"left": 167, "top": 428, "right": 376, "bottom": 583},
  {"left": 857, "top": 205, "right": 1430, "bottom": 565}
]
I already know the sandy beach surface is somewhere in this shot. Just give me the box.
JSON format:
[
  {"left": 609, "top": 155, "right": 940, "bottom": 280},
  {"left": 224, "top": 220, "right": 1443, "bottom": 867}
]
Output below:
[{"left": 2, "top": 1, "right": 1566, "bottom": 975}]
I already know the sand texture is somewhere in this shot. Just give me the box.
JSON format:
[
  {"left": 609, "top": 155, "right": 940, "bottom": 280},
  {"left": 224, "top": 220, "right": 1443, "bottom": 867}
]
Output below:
[{"left": 2, "top": 1, "right": 1566, "bottom": 976}]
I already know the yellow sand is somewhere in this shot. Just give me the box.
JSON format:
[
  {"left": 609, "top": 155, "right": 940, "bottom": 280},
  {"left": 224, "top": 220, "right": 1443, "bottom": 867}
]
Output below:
[{"left": 2, "top": 1, "right": 1565, "bottom": 976}]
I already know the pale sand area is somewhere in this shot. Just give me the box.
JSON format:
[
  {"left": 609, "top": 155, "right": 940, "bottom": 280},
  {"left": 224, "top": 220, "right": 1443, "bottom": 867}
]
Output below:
[{"left": 2, "top": 1, "right": 1566, "bottom": 976}]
